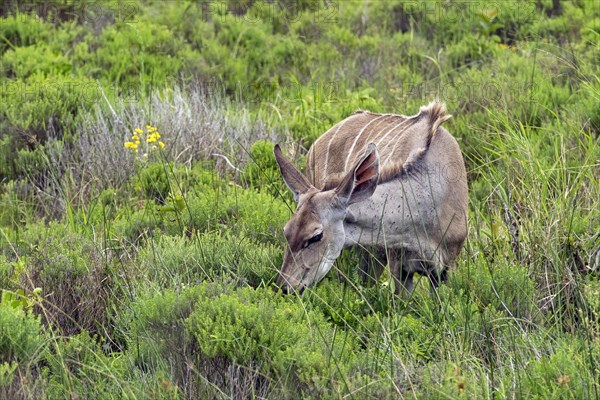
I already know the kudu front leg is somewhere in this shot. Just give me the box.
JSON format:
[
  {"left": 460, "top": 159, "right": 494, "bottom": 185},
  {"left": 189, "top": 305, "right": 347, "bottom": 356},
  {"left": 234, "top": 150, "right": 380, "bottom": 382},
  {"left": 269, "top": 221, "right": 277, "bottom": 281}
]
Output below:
[
  {"left": 387, "top": 249, "right": 415, "bottom": 296},
  {"left": 427, "top": 267, "right": 448, "bottom": 290},
  {"left": 357, "top": 248, "right": 386, "bottom": 284}
]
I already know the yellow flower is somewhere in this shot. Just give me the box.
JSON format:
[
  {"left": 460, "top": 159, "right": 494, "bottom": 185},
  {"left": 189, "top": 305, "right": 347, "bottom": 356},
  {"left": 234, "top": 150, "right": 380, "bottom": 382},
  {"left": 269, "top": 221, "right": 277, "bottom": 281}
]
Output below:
[
  {"left": 135, "top": 128, "right": 143, "bottom": 134},
  {"left": 159, "top": 141, "right": 165, "bottom": 148},
  {"left": 135, "top": 140, "right": 141, "bottom": 145},
  {"left": 147, "top": 132, "right": 161, "bottom": 143},
  {"left": 124, "top": 142, "right": 138, "bottom": 150},
  {"left": 152, "top": 145, "right": 157, "bottom": 151},
  {"left": 146, "top": 125, "right": 156, "bottom": 132},
  {"left": 132, "top": 135, "right": 139, "bottom": 141}
]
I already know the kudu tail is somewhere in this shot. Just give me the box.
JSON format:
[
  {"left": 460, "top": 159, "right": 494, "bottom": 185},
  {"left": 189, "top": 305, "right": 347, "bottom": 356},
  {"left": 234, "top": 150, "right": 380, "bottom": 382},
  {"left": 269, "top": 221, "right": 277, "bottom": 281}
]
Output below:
[
  {"left": 402, "top": 101, "right": 452, "bottom": 172},
  {"left": 421, "top": 100, "right": 452, "bottom": 147}
]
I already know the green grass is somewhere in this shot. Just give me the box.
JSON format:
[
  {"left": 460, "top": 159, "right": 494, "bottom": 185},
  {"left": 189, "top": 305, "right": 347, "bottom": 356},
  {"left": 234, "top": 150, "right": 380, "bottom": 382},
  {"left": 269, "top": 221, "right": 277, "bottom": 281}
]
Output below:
[{"left": 1, "top": 1, "right": 599, "bottom": 398}]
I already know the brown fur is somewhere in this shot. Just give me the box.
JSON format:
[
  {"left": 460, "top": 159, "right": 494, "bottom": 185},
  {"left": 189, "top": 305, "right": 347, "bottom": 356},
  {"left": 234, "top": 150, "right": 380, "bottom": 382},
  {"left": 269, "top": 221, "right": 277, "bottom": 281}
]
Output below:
[{"left": 308, "top": 101, "right": 451, "bottom": 190}]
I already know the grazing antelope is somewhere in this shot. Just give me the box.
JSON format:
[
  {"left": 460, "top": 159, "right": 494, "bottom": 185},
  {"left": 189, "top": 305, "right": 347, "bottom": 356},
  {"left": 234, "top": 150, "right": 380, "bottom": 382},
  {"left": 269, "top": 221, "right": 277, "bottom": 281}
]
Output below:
[{"left": 274, "top": 101, "right": 468, "bottom": 295}]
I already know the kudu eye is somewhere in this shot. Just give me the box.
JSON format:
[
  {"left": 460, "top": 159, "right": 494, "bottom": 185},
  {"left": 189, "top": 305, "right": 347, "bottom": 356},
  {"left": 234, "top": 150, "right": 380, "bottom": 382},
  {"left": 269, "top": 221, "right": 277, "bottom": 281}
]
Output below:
[{"left": 304, "top": 232, "right": 323, "bottom": 248}]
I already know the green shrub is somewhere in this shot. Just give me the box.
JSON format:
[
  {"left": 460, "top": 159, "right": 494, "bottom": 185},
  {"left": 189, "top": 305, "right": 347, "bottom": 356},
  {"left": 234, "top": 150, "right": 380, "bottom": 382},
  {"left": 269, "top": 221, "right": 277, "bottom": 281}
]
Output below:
[
  {"left": 123, "top": 285, "right": 206, "bottom": 369},
  {"left": 240, "top": 140, "right": 286, "bottom": 195},
  {"left": 0, "top": 361, "right": 18, "bottom": 394},
  {"left": 138, "top": 162, "right": 172, "bottom": 204},
  {"left": 112, "top": 206, "right": 177, "bottom": 245},
  {"left": 445, "top": 35, "right": 499, "bottom": 68},
  {"left": 122, "top": 284, "right": 234, "bottom": 398},
  {"left": 123, "top": 284, "right": 386, "bottom": 398},
  {"left": 505, "top": 338, "right": 599, "bottom": 398},
  {"left": 307, "top": 278, "right": 374, "bottom": 331},
  {"left": 84, "top": 21, "right": 184, "bottom": 89},
  {"left": 0, "top": 300, "right": 45, "bottom": 364},
  {"left": 524, "top": 2, "right": 586, "bottom": 43},
  {"left": 2, "top": 44, "right": 72, "bottom": 78},
  {"left": 44, "top": 331, "right": 182, "bottom": 400},
  {"left": 0, "top": 14, "right": 52, "bottom": 53},
  {"left": 582, "top": 278, "right": 600, "bottom": 327},
  {"left": 381, "top": 312, "right": 442, "bottom": 364},
  {"left": 0, "top": 300, "right": 46, "bottom": 398},
  {"left": 0, "top": 255, "right": 11, "bottom": 291},
  {"left": 186, "top": 284, "right": 360, "bottom": 397},
  {"left": 418, "top": 359, "right": 490, "bottom": 399},
  {"left": 138, "top": 232, "right": 281, "bottom": 288},
  {"left": 135, "top": 161, "right": 220, "bottom": 205},
  {"left": 450, "top": 261, "right": 538, "bottom": 322},
  {"left": 0, "top": 180, "right": 32, "bottom": 231},
  {"left": 184, "top": 183, "right": 289, "bottom": 242},
  {"left": 0, "top": 75, "right": 101, "bottom": 149},
  {"left": 18, "top": 222, "right": 114, "bottom": 337},
  {"left": 111, "top": 166, "right": 288, "bottom": 245}
]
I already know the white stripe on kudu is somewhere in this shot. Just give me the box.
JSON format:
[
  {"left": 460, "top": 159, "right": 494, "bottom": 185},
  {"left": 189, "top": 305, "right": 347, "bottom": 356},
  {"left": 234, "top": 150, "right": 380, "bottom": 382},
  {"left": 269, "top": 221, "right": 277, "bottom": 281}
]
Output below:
[
  {"left": 323, "top": 113, "right": 357, "bottom": 177},
  {"left": 343, "top": 114, "right": 390, "bottom": 171},
  {"left": 273, "top": 101, "right": 468, "bottom": 297},
  {"left": 375, "top": 117, "right": 414, "bottom": 164},
  {"left": 375, "top": 117, "right": 411, "bottom": 148}
]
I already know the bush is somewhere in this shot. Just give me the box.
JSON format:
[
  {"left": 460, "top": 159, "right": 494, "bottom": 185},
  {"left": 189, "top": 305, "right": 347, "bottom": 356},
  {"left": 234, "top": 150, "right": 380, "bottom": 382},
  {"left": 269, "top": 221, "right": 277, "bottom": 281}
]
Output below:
[
  {"left": 137, "top": 232, "right": 282, "bottom": 288},
  {"left": 0, "top": 300, "right": 46, "bottom": 398},
  {"left": 84, "top": 21, "right": 184, "bottom": 89},
  {"left": 122, "top": 284, "right": 397, "bottom": 398},
  {"left": 0, "top": 14, "right": 52, "bottom": 54},
  {"left": 44, "top": 331, "right": 182, "bottom": 400},
  {"left": 449, "top": 261, "right": 538, "bottom": 322},
  {"left": 183, "top": 182, "right": 289, "bottom": 242},
  {"left": 0, "top": 180, "right": 32, "bottom": 231},
  {"left": 0, "top": 255, "right": 12, "bottom": 291},
  {"left": 137, "top": 162, "right": 172, "bottom": 204},
  {"left": 110, "top": 165, "right": 289, "bottom": 245},
  {"left": 503, "top": 338, "right": 599, "bottom": 398},
  {"left": 2, "top": 44, "right": 72, "bottom": 79},
  {"left": 240, "top": 140, "right": 282, "bottom": 192},
  {"left": 0, "top": 75, "right": 101, "bottom": 152},
  {"left": 111, "top": 205, "right": 178, "bottom": 245},
  {"left": 0, "top": 301, "right": 45, "bottom": 364},
  {"left": 18, "top": 222, "right": 114, "bottom": 337},
  {"left": 188, "top": 286, "right": 360, "bottom": 395}
]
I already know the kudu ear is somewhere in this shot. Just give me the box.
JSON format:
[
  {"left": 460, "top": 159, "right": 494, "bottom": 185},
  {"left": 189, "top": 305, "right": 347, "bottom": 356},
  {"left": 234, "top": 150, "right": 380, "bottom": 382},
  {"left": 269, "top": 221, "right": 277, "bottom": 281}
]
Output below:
[
  {"left": 274, "top": 144, "right": 314, "bottom": 201},
  {"left": 335, "top": 143, "right": 380, "bottom": 205}
]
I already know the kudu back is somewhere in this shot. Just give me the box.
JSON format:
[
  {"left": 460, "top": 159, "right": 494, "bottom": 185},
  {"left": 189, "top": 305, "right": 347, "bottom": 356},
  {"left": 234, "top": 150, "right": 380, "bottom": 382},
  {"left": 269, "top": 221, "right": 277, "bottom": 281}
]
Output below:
[{"left": 274, "top": 101, "right": 468, "bottom": 294}]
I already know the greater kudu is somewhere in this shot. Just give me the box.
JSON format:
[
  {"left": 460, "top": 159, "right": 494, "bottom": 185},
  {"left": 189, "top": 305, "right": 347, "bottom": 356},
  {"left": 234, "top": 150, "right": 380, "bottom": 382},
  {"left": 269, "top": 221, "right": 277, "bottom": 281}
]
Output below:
[{"left": 274, "top": 101, "right": 468, "bottom": 294}]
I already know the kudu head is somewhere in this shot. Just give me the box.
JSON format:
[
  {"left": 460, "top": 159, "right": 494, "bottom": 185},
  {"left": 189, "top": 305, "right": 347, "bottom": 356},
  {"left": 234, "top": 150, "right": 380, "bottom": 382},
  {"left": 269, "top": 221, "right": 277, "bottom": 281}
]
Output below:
[{"left": 273, "top": 143, "right": 380, "bottom": 294}]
